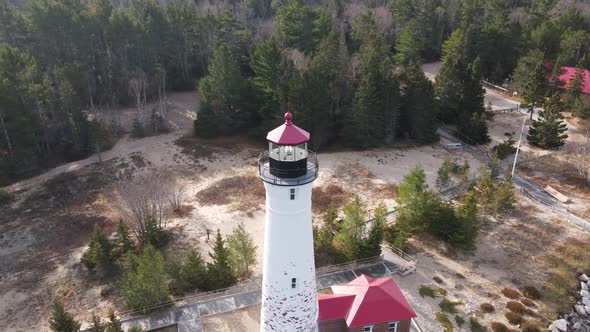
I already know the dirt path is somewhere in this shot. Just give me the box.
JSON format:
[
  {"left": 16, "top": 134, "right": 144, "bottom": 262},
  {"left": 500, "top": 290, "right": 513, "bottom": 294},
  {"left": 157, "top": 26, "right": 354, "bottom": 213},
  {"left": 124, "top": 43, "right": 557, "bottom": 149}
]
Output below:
[{"left": 8, "top": 92, "right": 199, "bottom": 202}]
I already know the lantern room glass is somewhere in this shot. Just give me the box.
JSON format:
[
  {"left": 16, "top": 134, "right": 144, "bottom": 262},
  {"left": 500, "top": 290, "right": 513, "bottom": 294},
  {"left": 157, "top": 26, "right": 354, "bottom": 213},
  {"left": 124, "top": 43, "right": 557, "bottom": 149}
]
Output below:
[{"left": 269, "top": 143, "right": 308, "bottom": 162}]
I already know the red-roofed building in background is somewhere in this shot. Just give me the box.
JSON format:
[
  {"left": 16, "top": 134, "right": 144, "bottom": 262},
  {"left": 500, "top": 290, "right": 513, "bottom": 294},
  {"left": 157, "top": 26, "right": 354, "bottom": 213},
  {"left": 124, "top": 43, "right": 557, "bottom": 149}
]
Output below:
[
  {"left": 556, "top": 66, "right": 590, "bottom": 95},
  {"left": 318, "top": 275, "right": 417, "bottom": 332}
]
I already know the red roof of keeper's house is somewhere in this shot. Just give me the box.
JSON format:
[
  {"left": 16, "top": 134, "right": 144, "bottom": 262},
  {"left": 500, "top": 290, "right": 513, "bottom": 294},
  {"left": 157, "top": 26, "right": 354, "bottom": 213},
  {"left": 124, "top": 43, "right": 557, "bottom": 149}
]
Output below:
[
  {"left": 318, "top": 275, "right": 417, "bottom": 327},
  {"left": 558, "top": 67, "right": 590, "bottom": 94},
  {"left": 266, "top": 112, "right": 310, "bottom": 145}
]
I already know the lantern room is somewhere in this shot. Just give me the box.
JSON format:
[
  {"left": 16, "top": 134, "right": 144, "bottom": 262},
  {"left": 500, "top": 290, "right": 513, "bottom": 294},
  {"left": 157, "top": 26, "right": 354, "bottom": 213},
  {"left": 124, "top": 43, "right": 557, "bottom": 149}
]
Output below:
[{"left": 258, "top": 113, "right": 319, "bottom": 184}]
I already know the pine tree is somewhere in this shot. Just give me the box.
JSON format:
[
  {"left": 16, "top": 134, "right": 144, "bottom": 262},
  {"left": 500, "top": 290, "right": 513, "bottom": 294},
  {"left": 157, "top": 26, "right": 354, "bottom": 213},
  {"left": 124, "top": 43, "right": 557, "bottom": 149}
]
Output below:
[
  {"left": 81, "top": 224, "right": 113, "bottom": 272},
  {"left": 323, "top": 207, "right": 338, "bottom": 233},
  {"left": 527, "top": 94, "right": 568, "bottom": 149},
  {"left": 454, "top": 191, "right": 479, "bottom": 249},
  {"left": 522, "top": 60, "right": 548, "bottom": 120},
  {"left": 207, "top": 230, "right": 236, "bottom": 290},
  {"left": 494, "top": 174, "right": 516, "bottom": 215},
  {"left": 363, "top": 202, "right": 387, "bottom": 258},
  {"left": 226, "top": 222, "right": 258, "bottom": 279},
  {"left": 49, "top": 299, "right": 80, "bottom": 332},
  {"left": 477, "top": 174, "right": 495, "bottom": 217},
  {"left": 335, "top": 196, "right": 367, "bottom": 261},
  {"left": 402, "top": 63, "right": 438, "bottom": 143},
  {"left": 436, "top": 158, "right": 455, "bottom": 192},
  {"left": 565, "top": 64, "right": 589, "bottom": 119},
  {"left": 180, "top": 251, "right": 208, "bottom": 292},
  {"left": 120, "top": 245, "right": 169, "bottom": 313},
  {"left": 114, "top": 220, "right": 134, "bottom": 258},
  {"left": 313, "top": 225, "right": 338, "bottom": 266},
  {"left": 394, "top": 19, "right": 422, "bottom": 68},
  {"left": 395, "top": 166, "right": 439, "bottom": 234}
]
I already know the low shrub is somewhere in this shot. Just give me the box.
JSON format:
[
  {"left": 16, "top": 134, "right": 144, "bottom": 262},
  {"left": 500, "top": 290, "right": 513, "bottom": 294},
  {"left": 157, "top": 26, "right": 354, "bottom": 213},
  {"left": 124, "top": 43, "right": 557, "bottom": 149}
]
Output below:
[
  {"left": 491, "top": 322, "right": 509, "bottom": 332},
  {"left": 521, "top": 286, "right": 541, "bottom": 300},
  {"left": 419, "top": 285, "right": 447, "bottom": 298},
  {"left": 0, "top": 188, "right": 12, "bottom": 205},
  {"left": 506, "top": 300, "right": 526, "bottom": 314},
  {"left": 470, "top": 317, "right": 486, "bottom": 332},
  {"left": 312, "top": 184, "right": 349, "bottom": 213},
  {"left": 521, "top": 298, "right": 536, "bottom": 307},
  {"left": 501, "top": 287, "right": 521, "bottom": 299},
  {"left": 435, "top": 312, "right": 454, "bottom": 332},
  {"left": 505, "top": 312, "right": 523, "bottom": 325},
  {"left": 480, "top": 302, "right": 495, "bottom": 313},
  {"left": 433, "top": 276, "right": 444, "bottom": 284},
  {"left": 439, "top": 297, "right": 464, "bottom": 314},
  {"left": 455, "top": 315, "right": 465, "bottom": 326},
  {"left": 521, "top": 319, "right": 543, "bottom": 332},
  {"left": 492, "top": 139, "right": 517, "bottom": 160}
]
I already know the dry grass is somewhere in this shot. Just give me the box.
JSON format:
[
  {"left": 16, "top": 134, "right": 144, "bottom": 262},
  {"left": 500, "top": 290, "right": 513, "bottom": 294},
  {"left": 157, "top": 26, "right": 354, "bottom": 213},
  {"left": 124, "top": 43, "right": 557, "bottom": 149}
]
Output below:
[
  {"left": 520, "top": 319, "right": 543, "bottom": 332},
  {"left": 196, "top": 175, "right": 265, "bottom": 213},
  {"left": 542, "top": 236, "right": 590, "bottom": 318},
  {"left": 312, "top": 184, "right": 350, "bottom": 214},
  {"left": 374, "top": 182, "right": 397, "bottom": 199},
  {"left": 501, "top": 287, "right": 521, "bottom": 299},
  {"left": 521, "top": 286, "right": 541, "bottom": 300}
]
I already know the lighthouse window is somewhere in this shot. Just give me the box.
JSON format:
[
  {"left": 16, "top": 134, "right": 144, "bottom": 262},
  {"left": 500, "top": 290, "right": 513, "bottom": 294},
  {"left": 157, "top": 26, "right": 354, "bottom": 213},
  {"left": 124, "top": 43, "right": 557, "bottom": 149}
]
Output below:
[
  {"left": 363, "top": 326, "right": 374, "bottom": 332},
  {"left": 291, "top": 278, "right": 297, "bottom": 288},
  {"left": 290, "top": 189, "right": 295, "bottom": 200}
]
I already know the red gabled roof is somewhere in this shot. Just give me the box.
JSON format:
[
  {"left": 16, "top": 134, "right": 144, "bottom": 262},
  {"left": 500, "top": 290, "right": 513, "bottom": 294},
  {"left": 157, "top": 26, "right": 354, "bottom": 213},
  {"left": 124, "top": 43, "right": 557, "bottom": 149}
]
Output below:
[
  {"left": 558, "top": 67, "right": 590, "bottom": 95},
  {"left": 318, "top": 275, "right": 417, "bottom": 327},
  {"left": 266, "top": 112, "right": 310, "bottom": 145}
]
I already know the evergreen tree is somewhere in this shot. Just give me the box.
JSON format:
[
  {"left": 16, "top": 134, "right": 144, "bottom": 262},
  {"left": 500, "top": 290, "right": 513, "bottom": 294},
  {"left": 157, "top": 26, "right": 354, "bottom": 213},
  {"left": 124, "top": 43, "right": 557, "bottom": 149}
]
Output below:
[
  {"left": 81, "top": 224, "right": 113, "bottom": 272},
  {"left": 335, "top": 196, "right": 367, "bottom": 261},
  {"left": 226, "top": 222, "right": 258, "bottom": 278},
  {"left": 120, "top": 245, "right": 169, "bottom": 313},
  {"left": 206, "top": 230, "right": 236, "bottom": 290},
  {"left": 114, "top": 220, "right": 134, "bottom": 258},
  {"left": 565, "top": 64, "right": 589, "bottom": 119},
  {"left": 454, "top": 191, "right": 479, "bottom": 249},
  {"left": 313, "top": 225, "right": 338, "bottom": 267},
  {"left": 49, "top": 299, "right": 80, "bottom": 332},
  {"left": 363, "top": 202, "right": 387, "bottom": 257},
  {"left": 527, "top": 94, "right": 568, "bottom": 149},
  {"left": 402, "top": 63, "right": 438, "bottom": 143},
  {"left": 395, "top": 166, "right": 439, "bottom": 234},
  {"left": 523, "top": 61, "right": 549, "bottom": 120},
  {"left": 180, "top": 251, "right": 208, "bottom": 292},
  {"left": 276, "top": 0, "right": 327, "bottom": 54},
  {"left": 323, "top": 207, "right": 338, "bottom": 233},
  {"left": 394, "top": 20, "right": 422, "bottom": 68},
  {"left": 436, "top": 158, "right": 454, "bottom": 192},
  {"left": 494, "top": 174, "right": 516, "bottom": 215},
  {"left": 477, "top": 174, "right": 495, "bottom": 216}
]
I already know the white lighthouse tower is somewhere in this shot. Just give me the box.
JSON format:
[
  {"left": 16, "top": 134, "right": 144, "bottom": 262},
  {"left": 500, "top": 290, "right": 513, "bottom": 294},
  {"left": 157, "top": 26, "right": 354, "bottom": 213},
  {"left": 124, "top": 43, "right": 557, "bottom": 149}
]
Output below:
[{"left": 258, "top": 112, "right": 319, "bottom": 332}]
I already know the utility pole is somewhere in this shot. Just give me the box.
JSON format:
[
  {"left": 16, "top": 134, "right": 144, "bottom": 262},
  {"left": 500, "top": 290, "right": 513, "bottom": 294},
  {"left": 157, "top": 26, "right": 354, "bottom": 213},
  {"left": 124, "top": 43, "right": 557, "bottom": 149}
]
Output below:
[{"left": 511, "top": 114, "right": 527, "bottom": 178}]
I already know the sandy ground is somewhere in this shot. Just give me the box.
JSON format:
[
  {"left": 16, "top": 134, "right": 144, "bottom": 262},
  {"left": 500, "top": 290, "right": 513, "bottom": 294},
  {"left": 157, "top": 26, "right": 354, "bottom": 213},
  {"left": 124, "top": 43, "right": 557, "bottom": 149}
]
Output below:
[{"left": 2, "top": 75, "right": 590, "bottom": 331}]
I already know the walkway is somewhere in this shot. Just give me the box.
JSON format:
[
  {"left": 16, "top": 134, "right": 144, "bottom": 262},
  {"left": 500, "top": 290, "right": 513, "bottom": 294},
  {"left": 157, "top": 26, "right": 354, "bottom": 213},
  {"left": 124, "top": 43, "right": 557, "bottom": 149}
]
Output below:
[
  {"left": 119, "top": 253, "right": 412, "bottom": 332},
  {"left": 436, "top": 128, "right": 590, "bottom": 233}
]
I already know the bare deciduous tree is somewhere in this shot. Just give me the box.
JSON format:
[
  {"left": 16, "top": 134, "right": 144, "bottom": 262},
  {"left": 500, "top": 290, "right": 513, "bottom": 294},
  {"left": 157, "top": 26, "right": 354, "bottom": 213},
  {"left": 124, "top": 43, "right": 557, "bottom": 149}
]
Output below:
[
  {"left": 570, "top": 139, "right": 590, "bottom": 184},
  {"left": 115, "top": 169, "right": 185, "bottom": 241}
]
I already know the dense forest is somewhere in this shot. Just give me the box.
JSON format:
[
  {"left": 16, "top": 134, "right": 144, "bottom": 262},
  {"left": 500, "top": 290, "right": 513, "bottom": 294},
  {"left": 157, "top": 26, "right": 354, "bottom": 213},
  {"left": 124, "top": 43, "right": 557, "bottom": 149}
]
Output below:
[{"left": 1, "top": 0, "right": 589, "bottom": 184}]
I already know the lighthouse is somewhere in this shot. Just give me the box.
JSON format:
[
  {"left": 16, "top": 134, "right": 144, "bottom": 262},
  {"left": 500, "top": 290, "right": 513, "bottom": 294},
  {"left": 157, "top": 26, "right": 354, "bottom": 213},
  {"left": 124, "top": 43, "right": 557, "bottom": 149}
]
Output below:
[{"left": 258, "top": 112, "right": 319, "bottom": 332}]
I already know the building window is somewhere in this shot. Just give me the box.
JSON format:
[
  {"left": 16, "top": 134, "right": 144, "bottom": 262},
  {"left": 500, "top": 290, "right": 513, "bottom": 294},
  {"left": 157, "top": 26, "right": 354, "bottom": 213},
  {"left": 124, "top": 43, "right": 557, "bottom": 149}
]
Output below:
[
  {"left": 291, "top": 278, "right": 297, "bottom": 289},
  {"left": 290, "top": 188, "right": 295, "bottom": 200},
  {"left": 363, "top": 326, "right": 374, "bottom": 332},
  {"left": 388, "top": 322, "right": 398, "bottom": 332}
]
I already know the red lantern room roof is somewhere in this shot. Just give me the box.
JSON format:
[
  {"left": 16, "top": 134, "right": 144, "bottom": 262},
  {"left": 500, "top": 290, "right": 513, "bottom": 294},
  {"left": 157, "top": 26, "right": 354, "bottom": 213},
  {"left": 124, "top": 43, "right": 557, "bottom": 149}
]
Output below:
[{"left": 266, "top": 112, "right": 310, "bottom": 145}]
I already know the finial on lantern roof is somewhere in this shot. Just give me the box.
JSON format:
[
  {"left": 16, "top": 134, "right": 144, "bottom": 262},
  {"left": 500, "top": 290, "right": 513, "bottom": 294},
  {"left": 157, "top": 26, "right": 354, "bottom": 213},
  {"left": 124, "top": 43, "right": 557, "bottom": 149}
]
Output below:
[{"left": 284, "top": 112, "right": 293, "bottom": 125}]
